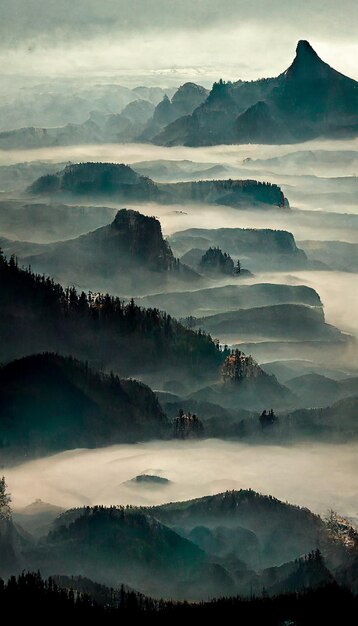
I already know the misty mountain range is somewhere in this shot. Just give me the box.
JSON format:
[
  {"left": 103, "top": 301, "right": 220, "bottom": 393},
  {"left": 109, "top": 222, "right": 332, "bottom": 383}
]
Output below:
[
  {"left": 3, "top": 489, "right": 358, "bottom": 602},
  {"left": 1, "top": 41, "right": 357, "bottom": 150},
  {"left": 154, "top": 41, "right": 358, "bottom": 146},
  {"left": 28, "top": 161, "right": 288, "bottom": 209},
  {"left": 1, "top": 15, "right": 357, "bottom": 616}
]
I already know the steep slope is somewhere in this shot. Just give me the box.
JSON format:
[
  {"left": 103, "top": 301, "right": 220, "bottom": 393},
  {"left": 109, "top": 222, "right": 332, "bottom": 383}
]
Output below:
[
  {"left": 140, "top": 82, "right": 209, "bottom": 140},
  {"left": 148, "top": 490, "right": 324, "bottom": 569},
  {"left": 6, "top": 209, "right": 198, "bottom": 295},
  {"left": 154, "top": 79, "right": 244, "bottom": 146},
  {"left": 0, "top": 518, "right": 29, "bottom": 579},
  {"left": 0, "top": 353, "right": 169, "bottom": 458},
  {"left": 156, "top": 40, "right": 358, "bottom": 146},
  {"left": 0, "top": 251, "right": 223, "bottom": 384},
  {"left": 29, "top": 506, "right": 234, "bottom": 600},
  {"left": 189, "top": 350, "right": 295, "bottom": 411},
  {"left": 266, "top": 40, "right": 358, "bottom": 141}
]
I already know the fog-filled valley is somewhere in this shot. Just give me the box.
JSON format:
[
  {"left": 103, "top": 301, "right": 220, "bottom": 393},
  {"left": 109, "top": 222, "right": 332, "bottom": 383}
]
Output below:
[
  {"left": 0, "top": 18, "right": 358, "bottom": 618},
  {"left": 6, "top": 439, "right": 358, "bottom": 521}
]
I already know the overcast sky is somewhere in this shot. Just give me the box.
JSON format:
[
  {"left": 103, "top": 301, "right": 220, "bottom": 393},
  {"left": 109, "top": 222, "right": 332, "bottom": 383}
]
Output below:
[{"left": 1, "top": 0, "right": 357, "bottom": 85}]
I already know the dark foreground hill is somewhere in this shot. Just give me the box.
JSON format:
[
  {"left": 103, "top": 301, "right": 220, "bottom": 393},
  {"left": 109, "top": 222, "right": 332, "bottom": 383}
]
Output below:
[
  {"left": 154, "top": 40, "right": 358, "bottom": 146},
  {"left": 0, "top": 251, "right": 224, "bottom": 386},
  {"left": 0, "top": 572, "right": 356, "bottom": 623},
  {"left": 25, "top": 506, "right": 234, "bottom": 600},
  {"left": 148, "top": 489, "right": 324, "bottom": 569},
  {"left": 0, "top": 353, "right": 169, "bottom": 459},
  {"left": 4, "top": 490, "right": 358, "bottom": 601}
]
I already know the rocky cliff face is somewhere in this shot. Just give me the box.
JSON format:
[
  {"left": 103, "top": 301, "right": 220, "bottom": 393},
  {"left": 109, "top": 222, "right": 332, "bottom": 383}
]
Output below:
[
  {"left": 109, "top": 209, "right": 176, "bottom": 271},
  {"left": 9, "top": 209, "right": 198, "bottom": 295}
]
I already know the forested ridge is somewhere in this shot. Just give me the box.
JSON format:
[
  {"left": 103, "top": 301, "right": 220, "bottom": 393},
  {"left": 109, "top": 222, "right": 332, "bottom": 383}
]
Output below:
[
  {"left": 0, "top": 353, "right": 169, "bottom": 456},
  {"left": 0, "top": 251, "right": 225, "bottom": 378}
]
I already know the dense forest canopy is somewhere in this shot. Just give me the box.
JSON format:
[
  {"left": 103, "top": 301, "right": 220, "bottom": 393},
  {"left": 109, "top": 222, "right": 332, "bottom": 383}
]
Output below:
[{"left": 0, "top": 251, "right": 226, "bottom": 379}]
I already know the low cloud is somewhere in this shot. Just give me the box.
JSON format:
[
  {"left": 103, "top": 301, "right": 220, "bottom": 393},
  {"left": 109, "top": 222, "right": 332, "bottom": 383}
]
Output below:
[{"left": 5, "top": 439, "right": 358, "bottom": 523}]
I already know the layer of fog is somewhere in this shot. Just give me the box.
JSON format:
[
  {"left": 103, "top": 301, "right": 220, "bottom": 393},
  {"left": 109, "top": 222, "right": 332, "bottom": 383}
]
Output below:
[
  {"left": 6, "top": 440, "right": 358, "bottom": 523},
  {"left": 213, "top": 271, "right": 358, "bottom": 339},
  {"left": 1, "top": 138, "right": 357, "bottom": 168},
  {"left": 1, "top": 140, "right": 356, "bottom": 221},
  {"left": 0, "top": 141, "right": 356, "bottom": 342}
]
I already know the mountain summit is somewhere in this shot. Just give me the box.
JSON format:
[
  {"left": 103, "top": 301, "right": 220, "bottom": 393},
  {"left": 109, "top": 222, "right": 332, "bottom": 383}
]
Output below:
[
  {"left": 285, "top": 39, "right": 350, "bottom": 81},
  {"left": 154, "top": 41, "right": 358, "bottom": 145}
]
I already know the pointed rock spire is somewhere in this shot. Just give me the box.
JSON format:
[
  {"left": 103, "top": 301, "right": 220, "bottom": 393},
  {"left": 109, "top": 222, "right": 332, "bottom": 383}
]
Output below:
[{"left": 285, "top": 40, "right": 331, "bottom": 79}]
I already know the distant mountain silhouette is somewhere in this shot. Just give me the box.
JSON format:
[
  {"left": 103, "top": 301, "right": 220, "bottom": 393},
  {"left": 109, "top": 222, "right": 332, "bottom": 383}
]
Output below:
[
  {"left": 14, "top": 491, "right": 346, "bottom": 599},
  {"left": 31, "top": 505, "right": 233, "bottom": 600},
  {"left": 0, "top": 83, "right": 208, "bottom": 149},
  {"left": 169, "top": 226, "right": 308, "bottom": 272},
  {"left": 29, "top": 162, "right": 288, "bottom": 209},
  {"left": 139, "top": 283, "right": 322, "bottom": 318},
  {"left": 103, "top": 99, "right": 155, "bottom": 142},
  {"left": 139, "top": 82, "right": 209, "bottom": 140},
  {"left": 192, "top": 304, "right": 343, "bottom": 342},
  {"left": 29, "top": 162, "right": 161, "bottom": 200},
  {"left": 155, "top": 41, "right": 358, "bottom": 145}
]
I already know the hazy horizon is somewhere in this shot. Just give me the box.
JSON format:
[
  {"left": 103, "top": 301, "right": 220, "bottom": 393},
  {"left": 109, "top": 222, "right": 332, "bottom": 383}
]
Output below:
[{"left": 1, "top": 1, "right": 358, "bottom": 86}]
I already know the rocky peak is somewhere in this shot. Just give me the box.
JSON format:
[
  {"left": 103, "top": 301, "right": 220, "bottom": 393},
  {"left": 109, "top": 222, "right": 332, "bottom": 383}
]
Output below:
[
  {"left": 284, "top": 40, "right": 333, "bottom": 80},
  {"left": 296, "top": 40, "right": 320, "bottom": 60},
  {"left": 110, "top": 209, "right": 176, "bottom": 271},
  {"left": 207, "top": 79, "right": 235, "bottom": 107},
  {"left": 172, "top": 82, "right": 209, "bottom": 103}
]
